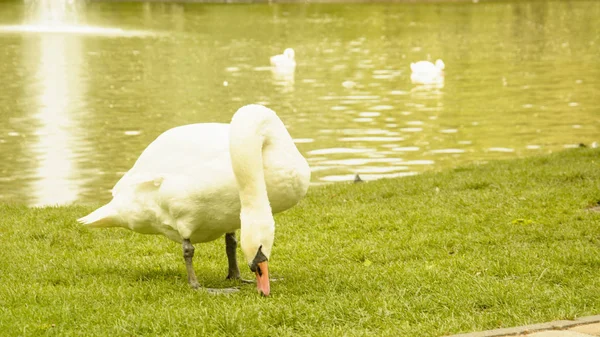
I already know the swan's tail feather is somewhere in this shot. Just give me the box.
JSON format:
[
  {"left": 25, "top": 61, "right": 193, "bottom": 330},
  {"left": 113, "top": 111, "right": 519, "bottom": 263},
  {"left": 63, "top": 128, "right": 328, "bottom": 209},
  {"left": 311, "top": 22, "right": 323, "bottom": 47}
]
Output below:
[{"left": 77, "top": 204, "right": 118, "bottom": 228}]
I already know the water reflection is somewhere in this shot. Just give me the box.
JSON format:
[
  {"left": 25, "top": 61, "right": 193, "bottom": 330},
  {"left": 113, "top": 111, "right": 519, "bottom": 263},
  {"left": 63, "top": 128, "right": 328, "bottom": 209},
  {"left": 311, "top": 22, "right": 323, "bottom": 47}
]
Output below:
[
  {"left": 29, "top": 34, "right": 83, "bottom": 206},
  {"left": 271, "top": 68, "right": 295, "bottom": 93}
]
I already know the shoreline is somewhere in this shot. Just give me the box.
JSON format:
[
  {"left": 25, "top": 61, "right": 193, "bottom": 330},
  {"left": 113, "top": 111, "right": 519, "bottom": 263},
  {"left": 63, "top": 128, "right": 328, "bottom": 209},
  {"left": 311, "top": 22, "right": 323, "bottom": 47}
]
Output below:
[{"left": 89, "top": 0, "right": 487, "bottom": 4}]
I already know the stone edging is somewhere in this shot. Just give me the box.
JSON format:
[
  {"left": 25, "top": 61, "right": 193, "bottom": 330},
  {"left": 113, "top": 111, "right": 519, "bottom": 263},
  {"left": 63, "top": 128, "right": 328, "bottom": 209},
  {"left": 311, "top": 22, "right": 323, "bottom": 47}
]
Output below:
[{"left": 443, "top": 315, "right": 600, "bottom": 337}]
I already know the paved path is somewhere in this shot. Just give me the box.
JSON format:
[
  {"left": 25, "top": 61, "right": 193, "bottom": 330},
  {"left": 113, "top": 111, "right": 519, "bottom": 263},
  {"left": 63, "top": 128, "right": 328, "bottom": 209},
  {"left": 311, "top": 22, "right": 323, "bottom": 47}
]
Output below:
[{"left": 443, "top": 316, "right": 600, "bottom": 337}]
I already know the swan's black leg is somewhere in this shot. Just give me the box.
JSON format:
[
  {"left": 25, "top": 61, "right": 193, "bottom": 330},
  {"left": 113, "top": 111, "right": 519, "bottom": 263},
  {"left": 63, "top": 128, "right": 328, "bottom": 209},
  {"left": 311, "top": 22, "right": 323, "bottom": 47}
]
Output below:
[
  {"left": 182, "top": 239, "right": 200, "bottom": 289},
  {"left": 225, "top": 232, "right": 241, "bottom": 280},
  {"left": 225, "top": 232, "right": 254, "bottom": 284}
]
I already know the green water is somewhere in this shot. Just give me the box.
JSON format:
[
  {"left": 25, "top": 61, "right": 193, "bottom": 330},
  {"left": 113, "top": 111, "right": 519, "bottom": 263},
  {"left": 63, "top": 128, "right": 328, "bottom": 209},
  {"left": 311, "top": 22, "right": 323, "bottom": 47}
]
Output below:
[{"left": 0, "top": 1, "right": 598, "bottom": 206}]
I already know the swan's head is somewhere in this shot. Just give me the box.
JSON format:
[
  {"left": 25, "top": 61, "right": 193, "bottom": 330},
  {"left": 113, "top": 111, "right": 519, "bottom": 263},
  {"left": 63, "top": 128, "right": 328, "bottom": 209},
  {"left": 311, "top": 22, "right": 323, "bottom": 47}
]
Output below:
[
  {"left": 283, "top": 48, "right": 295, "bottom": 60},
  {"left": 240, "top": 210, "right": 275, "bottom": 296},
  {"left": 435, "top": 59, "right": 445, "bottom": 70}
]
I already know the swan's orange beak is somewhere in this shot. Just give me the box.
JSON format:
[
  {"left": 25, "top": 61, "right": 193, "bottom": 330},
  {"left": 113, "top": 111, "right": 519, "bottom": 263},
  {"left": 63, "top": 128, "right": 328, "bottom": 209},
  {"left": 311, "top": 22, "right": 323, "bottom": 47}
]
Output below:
[{"left": 255, "top": 261, "right": 270, "bottom": 296}]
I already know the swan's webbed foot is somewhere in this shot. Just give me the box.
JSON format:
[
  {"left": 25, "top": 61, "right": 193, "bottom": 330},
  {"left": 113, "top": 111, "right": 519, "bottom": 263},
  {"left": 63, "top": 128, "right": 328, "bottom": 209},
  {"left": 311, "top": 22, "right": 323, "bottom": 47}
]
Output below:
[
  {"left": 205, "top": 287, "right": 240, "bottom": 295},
  {"left": 182, "top": 239, "right": 200, "bottom": 289},
  {"left": 226, "top": 273, "right": 254, "bottom": 284}
]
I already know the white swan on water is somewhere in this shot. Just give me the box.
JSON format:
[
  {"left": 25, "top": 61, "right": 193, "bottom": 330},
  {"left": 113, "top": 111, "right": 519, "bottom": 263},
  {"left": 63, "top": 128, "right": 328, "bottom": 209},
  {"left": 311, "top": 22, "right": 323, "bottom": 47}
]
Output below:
[
  {"left": 410, "top": 59, "right": 445, "bottom": 74},
  {"left": 410, "top": 59, "right": 445, "bottom": 85},
  {"left": 270, "top": 48, "right": 296, "bottom": 70},
  {"left": 78, "top": 104, "right": 311, "bottom": 296}
]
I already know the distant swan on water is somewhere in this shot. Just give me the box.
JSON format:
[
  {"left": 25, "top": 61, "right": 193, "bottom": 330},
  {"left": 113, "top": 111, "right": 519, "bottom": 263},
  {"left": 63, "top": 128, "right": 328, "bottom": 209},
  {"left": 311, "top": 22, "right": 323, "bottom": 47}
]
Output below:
[
  {"left": 410, "top": 59, "right": 445, "bottom": 74},
  {"left": 78, "top": 104, "right": 311, "bottom": 297},
  {"left": 270, "top": 48, "right": 296, "bottom": 70},
  {"left": 410, "top": 59, "right": 445, "bottom": 85}
]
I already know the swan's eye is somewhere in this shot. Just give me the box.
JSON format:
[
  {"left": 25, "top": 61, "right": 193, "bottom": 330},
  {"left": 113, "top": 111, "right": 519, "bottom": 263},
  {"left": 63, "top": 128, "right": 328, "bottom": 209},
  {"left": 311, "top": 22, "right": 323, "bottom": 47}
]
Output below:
[{"left": 249, "top": 261, "right": 264, "bottom": 276}]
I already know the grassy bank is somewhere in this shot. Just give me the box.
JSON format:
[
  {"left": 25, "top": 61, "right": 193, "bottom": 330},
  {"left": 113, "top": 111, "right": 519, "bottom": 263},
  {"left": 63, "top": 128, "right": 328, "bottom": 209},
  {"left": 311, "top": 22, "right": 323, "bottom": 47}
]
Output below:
[{"left": 1, "top": 149, "right": 599, "bottom": 336}]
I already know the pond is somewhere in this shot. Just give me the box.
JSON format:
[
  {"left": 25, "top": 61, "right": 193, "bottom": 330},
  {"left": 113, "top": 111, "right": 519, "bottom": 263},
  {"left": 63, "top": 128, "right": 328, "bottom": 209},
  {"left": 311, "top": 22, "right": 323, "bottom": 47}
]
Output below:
[{"left": 0, "top": 0, "right": 598, "bottom": 206}]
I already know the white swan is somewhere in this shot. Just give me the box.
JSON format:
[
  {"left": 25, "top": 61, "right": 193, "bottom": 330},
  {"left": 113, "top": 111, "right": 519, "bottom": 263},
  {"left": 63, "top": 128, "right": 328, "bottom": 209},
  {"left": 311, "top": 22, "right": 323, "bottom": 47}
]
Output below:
[
  {"left": 410, "top": 59, "right": 445, "bottom": 85},
  {"left": 78, "top": 104, "right": 311, "bottom": 296},
  {"left": 410, "top": 59, "right": 445, "bottom": 74},
  {"left": 270, "top": 48, "right": 296, "bottom": 70}
]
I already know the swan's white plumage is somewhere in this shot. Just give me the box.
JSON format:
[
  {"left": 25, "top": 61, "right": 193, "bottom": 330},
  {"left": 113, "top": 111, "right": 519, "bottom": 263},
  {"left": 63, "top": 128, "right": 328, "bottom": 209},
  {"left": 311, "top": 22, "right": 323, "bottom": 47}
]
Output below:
[
  {"left": 270, "top": 48, "right": 296, "bottom": 70},
  {"left": 78, "top": 105, "right": 310, "bottom": 264},
  {"left": 410, "top": 59, "right": 445, "bottom": 74},
  {"left": 410, "top": 59, "right": 445, "bottom": 85}
]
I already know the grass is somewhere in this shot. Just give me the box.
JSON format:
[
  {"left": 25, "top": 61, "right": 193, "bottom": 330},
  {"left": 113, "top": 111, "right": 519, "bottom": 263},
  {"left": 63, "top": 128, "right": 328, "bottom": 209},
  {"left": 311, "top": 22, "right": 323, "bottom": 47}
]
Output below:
[{"left": 1, "top": 149, "right": 599, "bottom": 336}]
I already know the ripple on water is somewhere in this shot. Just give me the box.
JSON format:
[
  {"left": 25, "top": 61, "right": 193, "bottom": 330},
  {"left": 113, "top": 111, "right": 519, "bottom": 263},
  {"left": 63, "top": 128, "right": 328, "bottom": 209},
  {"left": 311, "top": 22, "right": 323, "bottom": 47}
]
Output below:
[
  {"left": 430, "top": 149, "right": 466, "bottom": 154},
  {"left": 308, "top": 166, "right": 333, "bottom": 172},
  {"left": 344, "top": 95, "right": 381, "bottom": 100},
  {"left": 318, "top": 95, "right": 339, "bottom": 101},
  {"left": 358, "top": 112, "right": 380, "bottom": 117},
  {"left": 293, "top": 138, "right": 314, "bottom": 144},
  {"left": 400, "top": 127, "right": 423, "bottom": 132},
  {"left": 358, "top": 166, "right": 410, "bottom": 173},
  {"left": 342, "top": 129, "right": 399, "bottom": 136},
  {"left": 372, "top": 74, "right": 395, "bottom": 80},
  {"left": 369, "top": 105, "right": 394, "bottom": 110},
  {"left": 338, "top": 136, "right": 405, "bottom": 142},
  {"left": 331, "top": 106, "right": 349, "bottom": 111},
  {"left": 319, "top": 158, "right": 404, "bottom": 166},
  {"left": 392, "top": 146, "right": 420, "bottom": 152},
  {"left": 402, "top": 160, "right": 435, "bottom": 165},
  {"left": 307, "top": 148, "right": 376, "bottom": 155},
  {"left": 342, "top": 80, "right": 356, "bottom": 88},
  {"left": 488, "top": 147, "right": 514, "bottom": 153}
]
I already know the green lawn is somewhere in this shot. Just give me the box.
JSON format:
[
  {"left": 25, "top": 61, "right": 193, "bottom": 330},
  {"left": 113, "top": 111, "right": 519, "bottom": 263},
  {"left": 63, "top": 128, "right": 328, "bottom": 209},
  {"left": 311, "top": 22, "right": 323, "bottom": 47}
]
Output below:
[{"left": 1, "top": 149, "right": 599, "bottom": 336}]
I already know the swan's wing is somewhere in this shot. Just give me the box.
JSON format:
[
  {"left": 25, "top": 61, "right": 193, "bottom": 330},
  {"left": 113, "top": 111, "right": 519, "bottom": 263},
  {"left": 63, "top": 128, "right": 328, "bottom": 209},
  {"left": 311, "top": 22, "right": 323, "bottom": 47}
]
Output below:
[
  {"left": 112, "top": 172, "right": 164, "bottom": 197},
  {"left": 411, "top": 61, "right": 437, "bottom": 74},
  {"left": 270, "top": 54, "right": 281, "bottom": 65},
  {"left": 111, "top": 123, "right": 231, "bottom": 197}
]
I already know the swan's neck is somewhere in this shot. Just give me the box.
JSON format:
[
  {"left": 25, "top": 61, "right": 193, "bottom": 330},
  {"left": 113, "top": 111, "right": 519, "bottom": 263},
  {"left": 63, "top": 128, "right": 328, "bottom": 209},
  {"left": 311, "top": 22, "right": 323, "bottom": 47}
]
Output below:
[
  {"left": 230, "top": 109, "right": 277, "bottom": 212},
  {"left": 229, "top": 105, "right": 288, "bottom": 262},
  {"left": 232, "top": 131, "right": 269, "bottom": 211}
]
